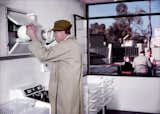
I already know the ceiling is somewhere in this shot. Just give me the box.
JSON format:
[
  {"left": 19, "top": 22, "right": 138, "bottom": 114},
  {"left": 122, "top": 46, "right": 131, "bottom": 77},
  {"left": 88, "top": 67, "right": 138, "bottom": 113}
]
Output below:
[
  {"left": 0, "top": 0, "right": 124, "bottom": 5},
  {"left": 81, "top": 0, "right": 124, "bottom": 4}
]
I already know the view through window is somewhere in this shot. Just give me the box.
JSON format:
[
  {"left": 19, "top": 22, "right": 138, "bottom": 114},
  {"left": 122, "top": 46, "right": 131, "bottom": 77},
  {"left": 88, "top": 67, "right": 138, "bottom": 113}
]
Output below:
[{"left": 87, "top": 0, "right": 160, "bottom": 77}]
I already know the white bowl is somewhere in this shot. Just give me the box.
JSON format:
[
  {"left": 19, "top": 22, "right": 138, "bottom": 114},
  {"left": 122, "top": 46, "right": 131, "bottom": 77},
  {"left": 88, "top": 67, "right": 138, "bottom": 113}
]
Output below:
[{"left": 17, "top": 25, "right": 30, "bottom": 42}]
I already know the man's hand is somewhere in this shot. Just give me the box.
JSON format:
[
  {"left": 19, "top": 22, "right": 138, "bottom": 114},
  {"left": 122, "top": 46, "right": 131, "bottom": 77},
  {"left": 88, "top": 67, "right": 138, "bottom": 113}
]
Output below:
[{"left": 26, "top": 24, "right": 37, "bottom": 41}]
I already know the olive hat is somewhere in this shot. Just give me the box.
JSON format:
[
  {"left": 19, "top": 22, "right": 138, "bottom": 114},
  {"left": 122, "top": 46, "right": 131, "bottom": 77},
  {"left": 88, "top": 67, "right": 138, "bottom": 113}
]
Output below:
[{"left": 52, "top": 20, "right": 72, "bottom": 31}]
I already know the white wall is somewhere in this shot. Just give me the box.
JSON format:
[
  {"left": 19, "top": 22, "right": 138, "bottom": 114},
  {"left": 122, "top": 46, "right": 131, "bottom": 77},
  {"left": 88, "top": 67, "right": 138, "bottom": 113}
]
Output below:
[
  {"left": 0, "top": 0, "right": 84, "bottom": 104},
  {"left": 107, "top": 76, "right": 160, "bottom": 113},
  {"left": 85, "top": 75, "right": 160, "bottom": 113},
  {"left": 3, "top": 0, "right": 85, "bottom": 29}
]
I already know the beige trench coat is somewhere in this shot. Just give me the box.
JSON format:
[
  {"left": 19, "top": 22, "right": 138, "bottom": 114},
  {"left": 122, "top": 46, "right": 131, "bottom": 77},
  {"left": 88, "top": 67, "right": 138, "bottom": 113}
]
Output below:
[{"left": 28, "top": 36, "right": 83, "bottom": 114}]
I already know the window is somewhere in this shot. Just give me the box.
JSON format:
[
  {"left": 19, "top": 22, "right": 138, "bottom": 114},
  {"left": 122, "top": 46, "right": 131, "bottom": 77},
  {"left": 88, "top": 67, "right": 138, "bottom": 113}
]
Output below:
[{"left": 86, "top": 0, "right": 160, "bottom": 77}]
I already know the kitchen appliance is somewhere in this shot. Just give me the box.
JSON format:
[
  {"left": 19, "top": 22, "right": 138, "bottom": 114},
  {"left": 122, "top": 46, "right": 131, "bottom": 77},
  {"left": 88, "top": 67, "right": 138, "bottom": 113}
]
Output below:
[
  {"left": 23, "top": 84, "right": 49, "bottom": 103},
  {"left": 9, "top": 83, "right": 50, "bottom": 103},
  {"left": 7, "top": 83, "right": 51, "bottom": 114}
]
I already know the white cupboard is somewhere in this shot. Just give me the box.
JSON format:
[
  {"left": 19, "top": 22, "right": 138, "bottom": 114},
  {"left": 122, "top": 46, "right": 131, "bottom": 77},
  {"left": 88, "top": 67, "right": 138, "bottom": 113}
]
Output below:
[
  {"left": 0, "top": 5, "right": 8, "bottom": 57},
  {"left": 0, "top": 5, "right": 31, "bottom": 57}
]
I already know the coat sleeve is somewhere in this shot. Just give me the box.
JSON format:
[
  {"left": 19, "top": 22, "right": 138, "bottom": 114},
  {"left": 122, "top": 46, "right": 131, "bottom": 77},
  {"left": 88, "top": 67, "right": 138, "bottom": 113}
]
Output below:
[{"left": 28, "top": 39, "right": 71, "bottom": 62}]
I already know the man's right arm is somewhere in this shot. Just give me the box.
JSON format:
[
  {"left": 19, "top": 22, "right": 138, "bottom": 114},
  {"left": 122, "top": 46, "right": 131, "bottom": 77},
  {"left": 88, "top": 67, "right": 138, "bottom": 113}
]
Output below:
[{"left": 28, "top": 39, "right": 71, "bottom": 62}]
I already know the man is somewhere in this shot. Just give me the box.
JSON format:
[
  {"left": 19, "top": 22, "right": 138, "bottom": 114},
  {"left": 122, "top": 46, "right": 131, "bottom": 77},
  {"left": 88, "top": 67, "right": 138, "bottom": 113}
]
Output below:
[
  {"left": 145, "top": 48, "right": 157, "bottom": 76},
  {"left": 132, "top": 50, "right": 152, "bottom": 76},
  {"left": 26, "top": 20, "right": 83, "bottom": 114},
  {"left": 120, "top": 56, "right": 133, "bottom": 75}
]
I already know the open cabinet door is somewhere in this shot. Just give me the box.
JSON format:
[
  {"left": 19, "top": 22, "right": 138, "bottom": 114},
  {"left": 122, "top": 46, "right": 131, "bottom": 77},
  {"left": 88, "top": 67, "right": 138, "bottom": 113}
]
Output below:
[
  {"left": 0, "top": 5, "right": 8, "bottom": 57},
  {"left": 7, "top": 10, "right": 32, "bottom": 56},
  {"left": 74, "top": 15, "right": 88, "bottom": 75}
]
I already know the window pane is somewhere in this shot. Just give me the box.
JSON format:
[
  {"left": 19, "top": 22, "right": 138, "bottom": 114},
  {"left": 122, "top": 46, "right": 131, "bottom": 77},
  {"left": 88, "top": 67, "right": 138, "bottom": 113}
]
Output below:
[
  {"left": 88, "top": 0, "right": 160, "bottom": 77},
  {"left": 151, "top": 0, "right": 160, "bottom": 13},
  {"left": 88, "top": 0, "right": 160, "bottom": 18},
  {"left": 88, "top": 15, "right": 160, "bottom": 76}
]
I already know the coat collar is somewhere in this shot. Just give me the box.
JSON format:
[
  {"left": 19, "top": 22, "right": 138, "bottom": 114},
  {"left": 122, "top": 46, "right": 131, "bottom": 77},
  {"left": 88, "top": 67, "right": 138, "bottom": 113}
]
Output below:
[
  {"left": 64, "top": 35, "right": 76, "bottom": 40},
  {"left": 58, "top": 35, "right": 75, "bottom": 43},
  {"left": 64, "top": 34, "right": 71, "bottom": 40}
]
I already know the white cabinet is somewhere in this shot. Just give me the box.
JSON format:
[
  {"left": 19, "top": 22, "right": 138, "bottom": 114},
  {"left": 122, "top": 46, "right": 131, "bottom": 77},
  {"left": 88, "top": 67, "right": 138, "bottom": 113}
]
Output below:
[
  {"left": 0, "top": 5, "right": 8, "bottom": 56},
  {"left": 0, "top": 5, "right": 32, "bottom": 57}
]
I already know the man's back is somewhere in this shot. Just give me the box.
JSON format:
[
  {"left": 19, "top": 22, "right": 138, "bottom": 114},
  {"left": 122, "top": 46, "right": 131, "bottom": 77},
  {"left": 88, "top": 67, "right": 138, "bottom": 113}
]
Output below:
[{"left": 133, "top": 54, "right": 151, "bottom": 74}]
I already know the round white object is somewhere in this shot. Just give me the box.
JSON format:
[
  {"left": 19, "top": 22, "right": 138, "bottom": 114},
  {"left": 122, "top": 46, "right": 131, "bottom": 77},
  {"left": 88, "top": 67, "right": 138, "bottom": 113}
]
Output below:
[{"left": 17, "top": 25, "right": 30, "bottom": 41}]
